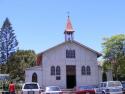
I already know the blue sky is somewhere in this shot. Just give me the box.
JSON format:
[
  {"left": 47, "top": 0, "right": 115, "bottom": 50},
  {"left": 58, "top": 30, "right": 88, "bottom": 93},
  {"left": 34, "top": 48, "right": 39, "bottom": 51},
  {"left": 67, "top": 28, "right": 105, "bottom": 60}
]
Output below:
[{"left": 0, "top": 0, "right": 125, "bottom": 54}]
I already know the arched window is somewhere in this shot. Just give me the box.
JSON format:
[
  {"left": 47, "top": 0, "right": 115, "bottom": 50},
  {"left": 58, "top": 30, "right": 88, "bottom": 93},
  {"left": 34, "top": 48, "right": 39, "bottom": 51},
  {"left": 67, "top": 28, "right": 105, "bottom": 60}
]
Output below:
[
  {"left": 56, "top": 66, "right": 61, "bottom": 75},
  {"left": 86, "top": 66, "right": 91, "bottom": 75},
  {"left": 66, "top": 49, "right": 75, "bottom": 58},
  {"left": 51, "top": 66, "right": 55, "bottom": 75},
  {"left": 81, "top": 66, "right": 86, "bottom": 75},
  {"left": 32, "top": 72, "right": 37, "bottom": 82}
]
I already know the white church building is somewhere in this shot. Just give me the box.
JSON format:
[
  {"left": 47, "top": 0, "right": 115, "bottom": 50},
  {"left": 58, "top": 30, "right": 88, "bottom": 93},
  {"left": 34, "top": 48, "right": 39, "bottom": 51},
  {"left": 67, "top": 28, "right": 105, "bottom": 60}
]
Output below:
[{"left": 25, "top": 16, "right": 109, "bottom": 89}]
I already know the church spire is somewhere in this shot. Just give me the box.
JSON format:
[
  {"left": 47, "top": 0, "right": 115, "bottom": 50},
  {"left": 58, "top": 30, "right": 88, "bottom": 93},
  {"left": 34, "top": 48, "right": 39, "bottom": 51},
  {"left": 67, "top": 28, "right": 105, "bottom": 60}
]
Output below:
[
  {"left": 64, "top": 16, "right": 75, "bottom": 41},
  {"left": 65, "top": 16, "right": 74, "bottom": 32}
]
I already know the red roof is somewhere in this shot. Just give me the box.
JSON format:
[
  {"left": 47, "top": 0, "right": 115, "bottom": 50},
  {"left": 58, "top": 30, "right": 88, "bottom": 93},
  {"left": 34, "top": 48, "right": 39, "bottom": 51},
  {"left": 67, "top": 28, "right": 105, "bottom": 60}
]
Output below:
[
  {"left": 65, "top": 16, "right": 74, "bottom": 32},
  {"left": 36, "top": 53, "right": 42, "bottom": 66}
]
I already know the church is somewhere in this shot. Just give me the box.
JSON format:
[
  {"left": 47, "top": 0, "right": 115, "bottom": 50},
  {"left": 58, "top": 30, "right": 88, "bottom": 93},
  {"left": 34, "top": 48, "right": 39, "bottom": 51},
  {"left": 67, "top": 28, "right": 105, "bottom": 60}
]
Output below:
[{"left": 25, "top": 16, "right": 103, "bottom": 89}]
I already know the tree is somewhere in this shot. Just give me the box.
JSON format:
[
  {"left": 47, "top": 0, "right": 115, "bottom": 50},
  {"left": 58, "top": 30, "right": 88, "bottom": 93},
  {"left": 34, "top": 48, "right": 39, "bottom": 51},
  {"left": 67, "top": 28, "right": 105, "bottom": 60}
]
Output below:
[
  {"left": 0, "top": 18, "right": 18, "bottom": 64},
  {"left": 6, "top": 50, "right": 36, "bottom": 81},
  {"left": 102, "top": 34, "right": 125, "bottom": 80}
]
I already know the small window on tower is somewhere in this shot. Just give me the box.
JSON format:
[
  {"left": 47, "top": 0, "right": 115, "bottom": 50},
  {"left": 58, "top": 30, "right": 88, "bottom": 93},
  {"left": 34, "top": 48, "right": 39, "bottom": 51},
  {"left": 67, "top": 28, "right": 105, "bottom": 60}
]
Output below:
[{"left": 66, "top": 49, "right": 75, "bottom": 58}]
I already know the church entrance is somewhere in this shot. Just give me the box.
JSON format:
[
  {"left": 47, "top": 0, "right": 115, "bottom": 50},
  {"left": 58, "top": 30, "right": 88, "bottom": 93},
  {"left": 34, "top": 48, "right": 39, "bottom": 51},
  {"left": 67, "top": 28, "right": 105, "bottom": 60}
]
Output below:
[{"left": 66, "top": 65, "right": 76, "bottom": 89}]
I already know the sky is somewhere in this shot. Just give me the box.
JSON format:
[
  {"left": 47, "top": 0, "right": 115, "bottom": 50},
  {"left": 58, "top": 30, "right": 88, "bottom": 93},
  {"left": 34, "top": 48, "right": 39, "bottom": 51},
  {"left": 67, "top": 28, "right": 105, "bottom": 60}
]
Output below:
[{"left": 0, "top": 0, "right": 125, "bottom": 54}]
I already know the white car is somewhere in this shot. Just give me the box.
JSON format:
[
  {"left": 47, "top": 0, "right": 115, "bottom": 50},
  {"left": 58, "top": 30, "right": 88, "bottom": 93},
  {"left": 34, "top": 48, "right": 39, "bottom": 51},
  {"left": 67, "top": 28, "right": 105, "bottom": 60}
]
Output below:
[
  {"left": 42, "top": 86, "right": 63, "bottom": 94},
  {"left": 21, "top": 82, "right": 42, "bottom": 94},
  {"left": 95, "top": 81, "right": 123, "bottom": 94}
]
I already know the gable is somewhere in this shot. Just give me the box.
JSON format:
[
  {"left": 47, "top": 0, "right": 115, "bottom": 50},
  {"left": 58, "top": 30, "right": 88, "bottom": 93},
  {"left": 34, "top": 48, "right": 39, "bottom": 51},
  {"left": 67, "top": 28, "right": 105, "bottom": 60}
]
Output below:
[
  {"left": 42, "top": 40, "right": 101, "bottom": 57},
  {"left": 73, "top": 41, "right": 102, "bottom": 57},
  {"left": 36, "top": 41, "right": 101, "bottom": 65}
]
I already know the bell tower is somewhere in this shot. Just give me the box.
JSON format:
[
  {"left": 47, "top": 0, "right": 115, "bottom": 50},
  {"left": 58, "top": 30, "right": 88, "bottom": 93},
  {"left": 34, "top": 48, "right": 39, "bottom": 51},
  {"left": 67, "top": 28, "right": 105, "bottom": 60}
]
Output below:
[{"left": 64, "top": 16, "right": 75, "bottom": 41}]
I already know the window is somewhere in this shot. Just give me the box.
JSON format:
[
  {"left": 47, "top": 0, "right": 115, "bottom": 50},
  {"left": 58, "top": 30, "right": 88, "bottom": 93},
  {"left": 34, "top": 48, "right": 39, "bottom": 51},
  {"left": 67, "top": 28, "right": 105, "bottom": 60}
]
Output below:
[
  {"left": 51, "top": 66, "right": 55, "bottom": 75},
  {"left": 86, "top": 66, "right": 91, "bottom": 75},
  {"left": 81, "top": 66, "right": 86, "bottom": 75},
  {"left": 56, "top": 76, "right": 61, "bottom": 80},
  {"left": 55, "top": 66, "right": 61, "bottom": 80},
  {"left": 56, "top": 66, "right": 61, "bottom": 75},
  {"left": 66, "top": 49, "right": 75, "bottom": 58},
  {"left": 32, "top": 73, "right": 37, "bottom": 82},
  {"left": 51, "top": 66, "right": 61, "bottom": 80},
  {"left": 24, "top": 83, "right": 38, "bottom": 89}
]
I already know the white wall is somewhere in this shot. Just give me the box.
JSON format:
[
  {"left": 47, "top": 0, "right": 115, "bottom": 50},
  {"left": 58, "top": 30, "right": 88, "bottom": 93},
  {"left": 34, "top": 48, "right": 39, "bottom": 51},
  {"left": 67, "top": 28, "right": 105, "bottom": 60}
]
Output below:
[
  {"left": 106, "top": 69, "right": 113, "bottom": 81},
  {"left": 25, "top": 68, "right": 43, "bottom": 87},
  {"left": 42, "top": 41, "right": 100, "bottom": 88}
]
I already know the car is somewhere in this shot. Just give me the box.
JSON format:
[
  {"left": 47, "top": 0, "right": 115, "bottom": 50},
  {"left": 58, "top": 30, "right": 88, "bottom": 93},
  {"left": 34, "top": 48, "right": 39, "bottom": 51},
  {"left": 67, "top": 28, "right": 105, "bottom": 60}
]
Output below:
[
  {"left": 75, "top": 85, "right": 96, "bottom": 94},
  {"left": 42, "top": 86, "right": 63, "bottom": 94},
  {"left": 21, "top": 82, "right": 42, "bottom": 94},
  {"left": 121, "top": 81, "right": 125, "bottom": 94},
  {"left": 95, "top": 81, "right": 123, "bottom": 94}
]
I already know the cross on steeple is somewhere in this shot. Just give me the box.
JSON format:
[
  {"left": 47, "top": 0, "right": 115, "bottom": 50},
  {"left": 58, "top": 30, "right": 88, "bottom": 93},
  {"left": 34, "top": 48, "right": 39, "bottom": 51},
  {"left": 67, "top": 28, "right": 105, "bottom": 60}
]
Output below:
[{"left": 67, "top": 11, "right": 70, "bottom": 17}]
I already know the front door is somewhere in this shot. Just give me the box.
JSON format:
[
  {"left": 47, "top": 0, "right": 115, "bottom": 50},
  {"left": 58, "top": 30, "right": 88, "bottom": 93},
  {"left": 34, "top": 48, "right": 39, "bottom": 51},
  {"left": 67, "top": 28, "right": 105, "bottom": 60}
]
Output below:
[{"left": 66, "top": 65, "right": 76, "bottom": 89}]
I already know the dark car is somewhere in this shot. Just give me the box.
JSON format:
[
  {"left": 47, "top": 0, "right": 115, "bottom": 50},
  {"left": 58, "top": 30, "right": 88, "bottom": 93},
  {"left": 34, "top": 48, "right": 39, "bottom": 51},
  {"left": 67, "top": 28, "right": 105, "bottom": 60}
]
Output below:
[{"left": 75, "top": 85, "right": 96, "bottom": 94}]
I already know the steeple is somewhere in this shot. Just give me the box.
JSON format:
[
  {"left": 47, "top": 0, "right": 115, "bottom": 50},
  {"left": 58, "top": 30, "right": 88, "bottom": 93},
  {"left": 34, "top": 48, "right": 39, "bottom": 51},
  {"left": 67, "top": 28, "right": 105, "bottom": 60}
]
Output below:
[
  {"left": 2, "top": 18, "right": 11, "bottom": 29},
  {"left": 64, "top": 16, "right": 75, "bottom": 41}
]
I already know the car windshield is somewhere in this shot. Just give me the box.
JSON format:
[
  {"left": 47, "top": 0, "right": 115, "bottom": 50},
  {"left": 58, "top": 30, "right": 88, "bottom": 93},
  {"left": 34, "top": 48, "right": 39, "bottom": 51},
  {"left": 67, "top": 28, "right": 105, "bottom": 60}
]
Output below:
[
  {"left": 108, "top": 81, "right": 121, "bottom": 87},
  {"left": 46, "top": 87, "right": 60, "bottom": 91},
  {"left": 79, "top": 86, "right": 95, "bottom": 90},
  {"left": 24, "top": 83, "right": 38, "bottom": 89}
]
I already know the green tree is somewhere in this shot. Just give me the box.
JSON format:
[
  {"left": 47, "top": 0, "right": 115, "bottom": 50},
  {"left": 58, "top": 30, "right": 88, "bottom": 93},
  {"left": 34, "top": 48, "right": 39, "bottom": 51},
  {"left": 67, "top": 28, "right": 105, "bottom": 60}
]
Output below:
[
  {"left": 102, "top": 34, "right": 125, "bottom": 80},
  {"left": 6, "top": 50, "right": 36, "bottom": 81},
  {"left": 0, "top": 18, "right": 18, "bottom": 64}
]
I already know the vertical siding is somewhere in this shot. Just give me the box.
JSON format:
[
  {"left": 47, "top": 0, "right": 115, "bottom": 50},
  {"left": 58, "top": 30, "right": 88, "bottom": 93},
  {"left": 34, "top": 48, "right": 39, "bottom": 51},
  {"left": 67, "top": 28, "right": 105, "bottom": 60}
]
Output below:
[
  {"left": 25, "top": 69, "right": 43, "bottom": 87},
  {"left": 41, "top": 42, "right": 100, "bottom": 88}
]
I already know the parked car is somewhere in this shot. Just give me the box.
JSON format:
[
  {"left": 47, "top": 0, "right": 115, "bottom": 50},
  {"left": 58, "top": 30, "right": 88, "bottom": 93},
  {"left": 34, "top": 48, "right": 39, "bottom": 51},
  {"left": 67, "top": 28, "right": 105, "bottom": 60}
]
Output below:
[
  {"left": 121, "top": 81, "right": 125, "bottom": 94},
  {"left": 95, "top": 81, "right": 123, "bottom": 94},
  {"left": 75, "top": 85, "right": 96, "bottom": 94},
  {"left": 42, "top": 86, "right": 63, "bottom": 94},
  {"left": 21, "top": 82, "right": 42, "bottom": 94}
]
